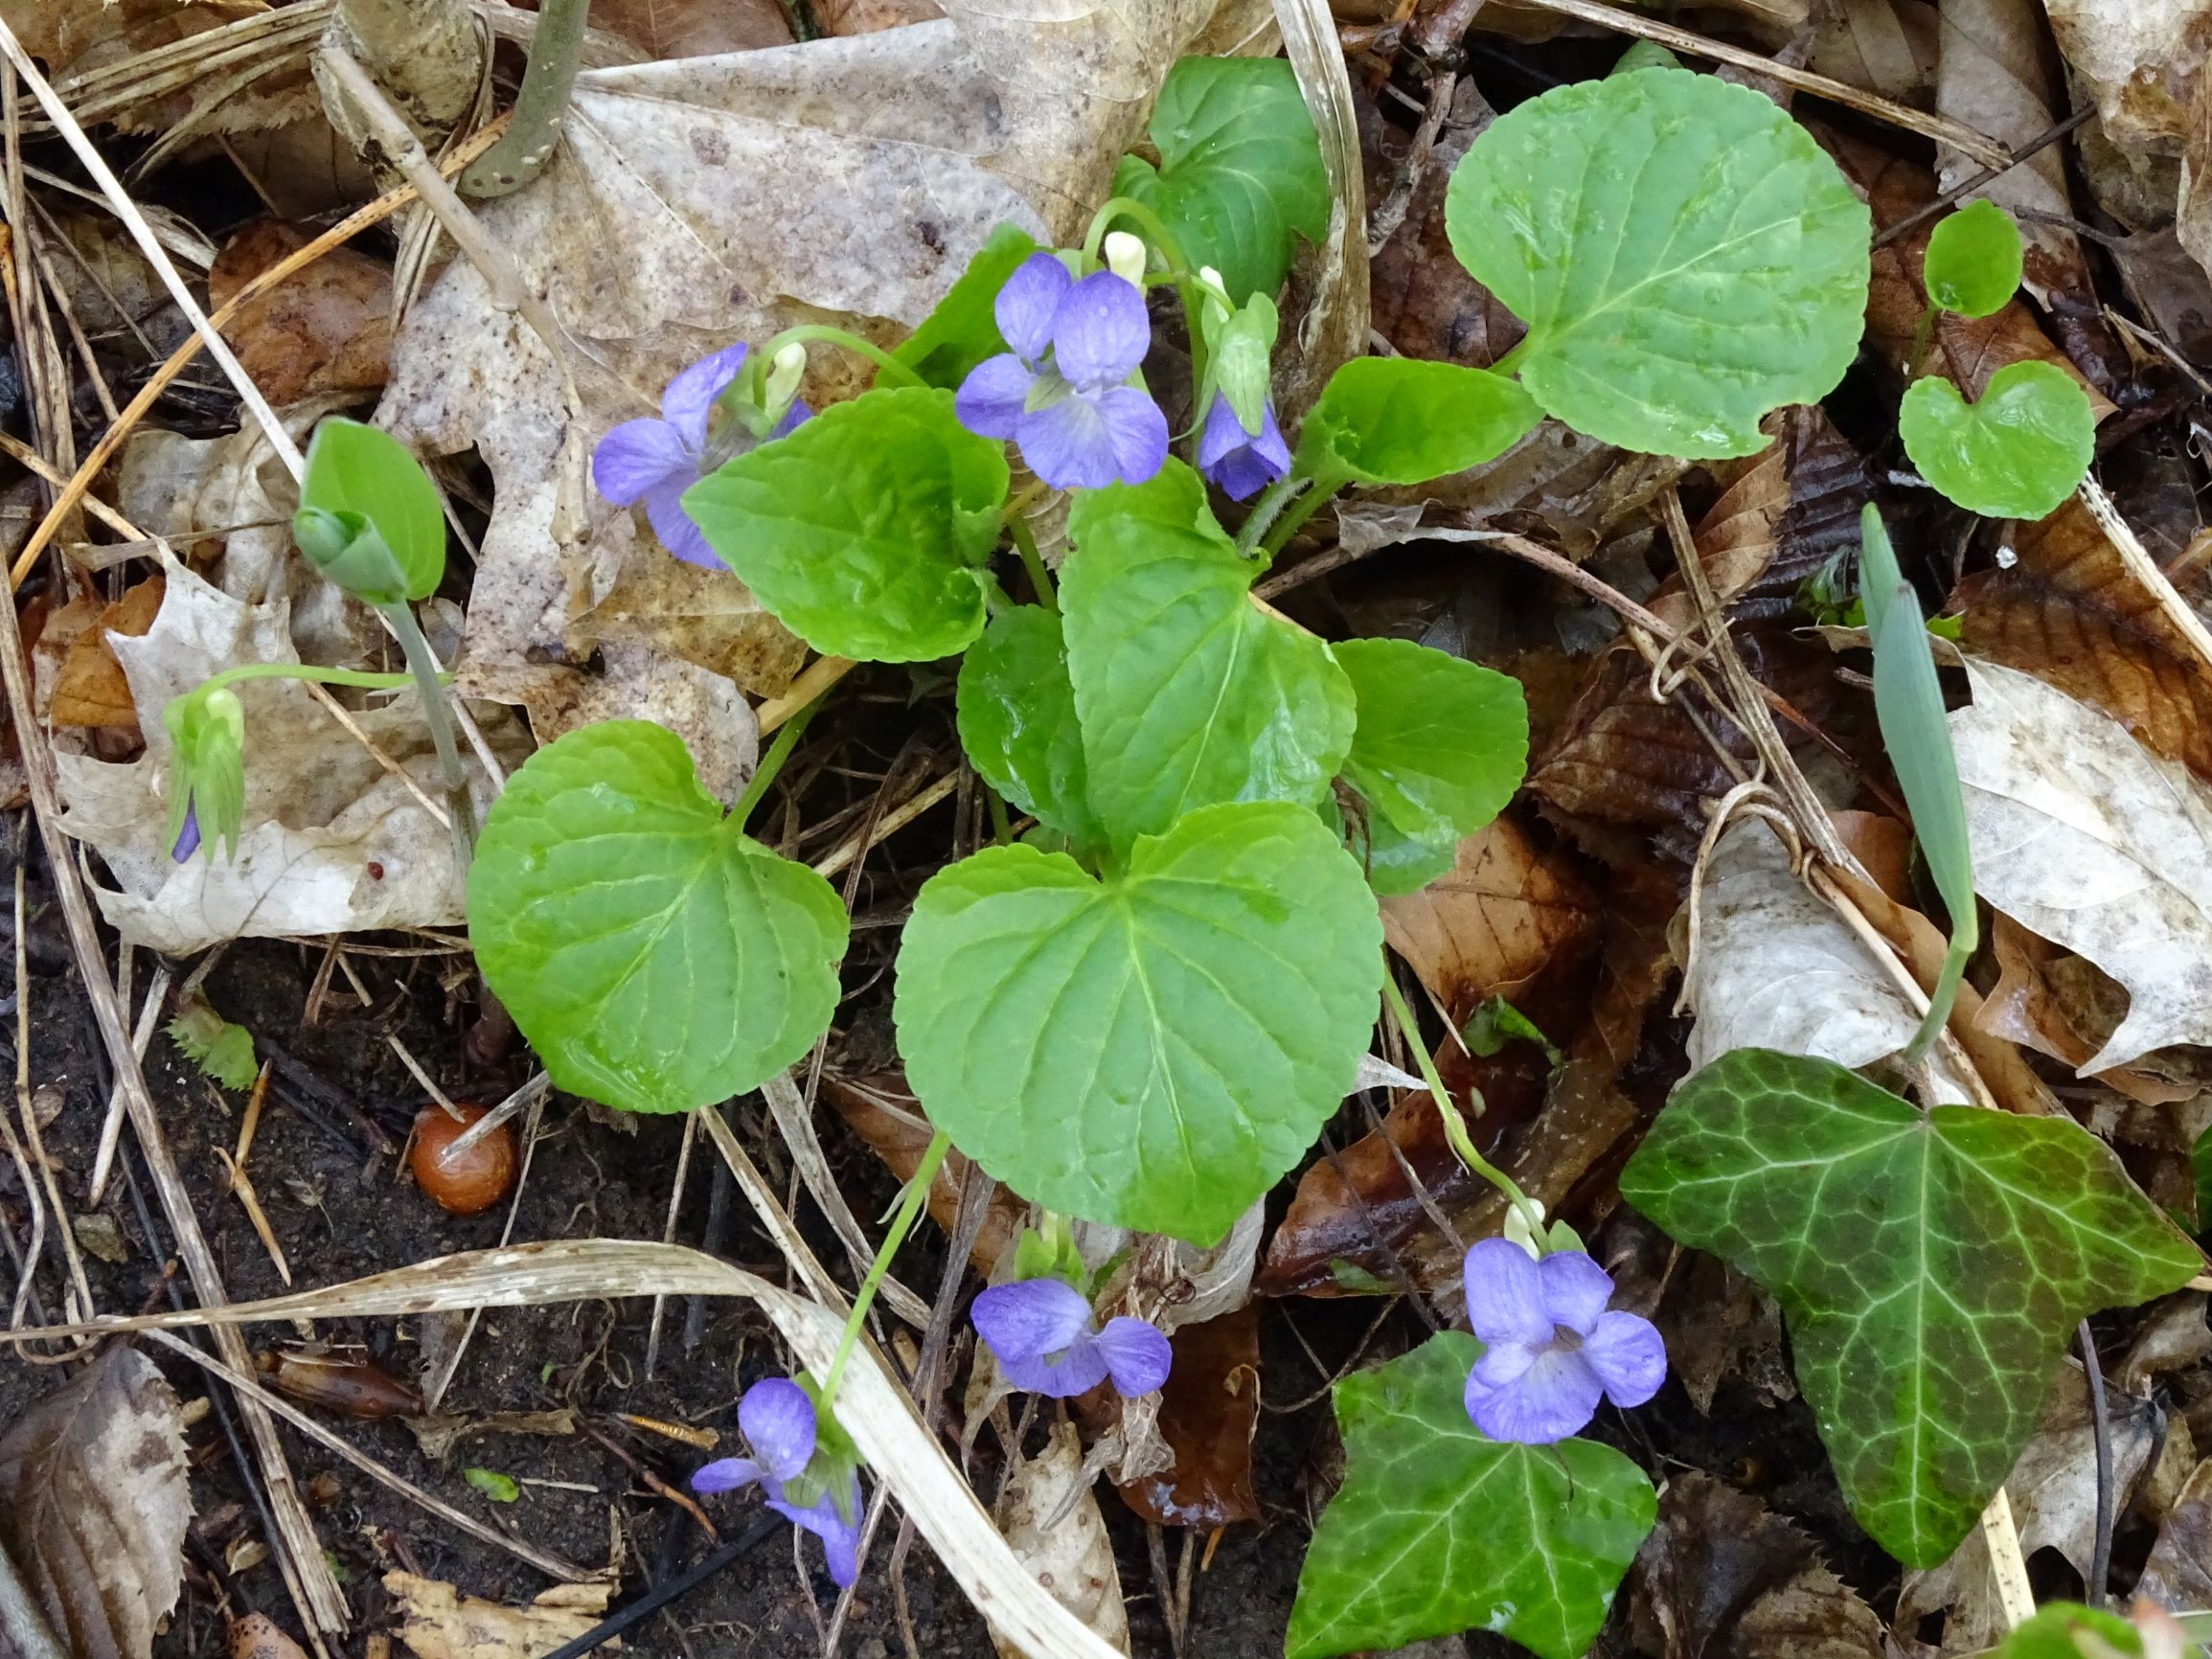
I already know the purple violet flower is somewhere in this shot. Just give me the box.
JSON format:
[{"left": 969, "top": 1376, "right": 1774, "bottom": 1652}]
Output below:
[
  {"left": 971, "top": 1276, "right": 1172, "bottom": 1399},
  {"left": 1460, "top": 1237, "right": 1665, "bottom": 1444},
  {"left": 1195, "top": 391, "right": 1290, "bottom": 502},
  {"left": 171, "top": 801, "right": 201, "bottom": 864},
  {"left": 954, "top": 254, "right": 1169, "bottom": 490},
  {"left": 592, "top": 344, "right": 809, "bottom": 569},
  {"left": 692, "top": 1378, "right": 862, "bottom": 1586}
]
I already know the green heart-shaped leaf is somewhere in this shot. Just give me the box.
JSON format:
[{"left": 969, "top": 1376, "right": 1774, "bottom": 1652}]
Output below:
[
  {"left": 1619, "top": 1047, "right": 2198, "bottom": 1566},
  {"left": 1295, "top": 358, "right": 1541, "bottom": 487},
  {"left": 1898, "top": 360, "right": 2094, "bottom": 521},
  {"left": 893, "top": 801, "right": 1380, "bottom": 1244},
  {"left": 1112, "top": 56, "right": 1329, "bottom": 303},
  {"left": 954, "top": 606, "right": 1103, "bottom": 850},
  {"left": 1353, "top": 810, "right": 1459, "bottom": 897},
  {"left": 1337, "top": 637, "right": 1527, "bottom": 847},
  {"left": 1288, "top": 1332, "right": 1656, "bottom": 1659},
  {"left": 468, "top": 721, "right": 849, "bottom": 1114},
  {"left": 1922, "top": 199, "right": 2022, "bottom": 319},
  {"left": 1445, "top": 67, "right": 1869, "bottom": 458},
  {"left": 1062, "top": 461, "right": 1355, "bottom": 848},
  {"left": 299, "top": 417, "right": 445, "bottom": 601},
  {"left": 683, "top": 386, "right": 1009, "bottom": 662},
  {"left": 891, "top": 221, "right": 1041, "bottom": 390}
]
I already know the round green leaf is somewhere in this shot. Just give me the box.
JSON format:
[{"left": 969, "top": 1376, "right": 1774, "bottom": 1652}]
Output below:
[
  {"left": 1445, "top": 67, "right": 1870, "bottom": 458},
  {"left": 1898, "top": 361, "right": 2095, "bottom": 521},
  {"left": 1288, "top": 1333, "right": 1656, "bottom": 1659},
  {"left": 1062, "top": 461, "right": 1355, "bottom": 847},
  {"left": 1354, "top": 810, "right": 1458, "bottom": 898},
  {"left": 298, "top": 417, "right": 445, "bottom": 601},
  {"left": 1294, "top": 359, "right": 1541, "bottom": 487},
  {"left": 468, "top": 721, "right": 849, "bottom": 1114},
  {"left": 1111, "top": 56, "right": 1330, "bottom": 303},
  {"left": 954, "top": 606, "right": 1103, "bottom": 850},
  {"left": 1922, "top": 199, "right": 2022, "bottom": 319},
  {"left": 682, "top": 386, "right": 1009, "bottom": 662},
  {"left": 1336, "top": 637, "right": 1527, "bottom": 846},
  {"left": 893, "top": 801, "right": 1382, "bottom": 1244}
]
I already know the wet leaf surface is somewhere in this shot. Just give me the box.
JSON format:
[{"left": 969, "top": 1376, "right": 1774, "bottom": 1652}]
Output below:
[{"left": 1114, "top": 1305, "right": 1262, "bottom": 1529}]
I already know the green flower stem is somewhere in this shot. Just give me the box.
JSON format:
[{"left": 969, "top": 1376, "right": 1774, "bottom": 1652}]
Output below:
[
  {"left": 459, "top": 0, "right": 587, "bottom": 198},
  {"left": 1234, "top": 471, "right": 1302, "bottom": 557},
  {"left": 1008, "top": 516, "right": 1057, "bottom": 611},
  {"left": 732, "top": 694, "right": 821, "bottom": 831},
  {"left": 1079, "top": 197, "right": 1192, "bottom": 276},
  {"left": 1257, "top": 469, "right": 1349, "bottom": 567},
  {"left": 760, "top": 325, "right": 926, "bottom": 391},
  {"left": 818, "top": 1126, "right": 953, "bottom": 1410},
  {"left": 1379, "top": 971, "right": 1549, "bottom": 1246},
  {"left": 377, "top": 602, "right": 475, "bottom": 864},
  {"left": 194, "top": 663, "right": 422, "bottom": 697}
]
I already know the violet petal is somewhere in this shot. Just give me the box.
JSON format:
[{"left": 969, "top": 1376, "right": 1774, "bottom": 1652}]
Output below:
[
  {"left": 1205, "top": 440, "right": 1285, "bottom": 503},
  {"left": 1468, "top": 1336, "right": 1539, "bottom": 1391},
  {"left": 994, "top": 254, "right": 1071, "bottom": 366},
  {"left": 592, "top": 418, "right": 693, "bottom": 507},
  {"left": 1462, "top": 1237, "right": 1554, "bottom": 1350},
  {"left": 770, "top": 1477, "right": 864, "bottom": 1587},
  {"left": 974, "top": 1279, "right": 1113, "bottom": 1398},
  {"left": 1015, "top": 395, "right": 1123, "bottom": 491},
  {"left": 1093, "top": 1317, "right": 1173, "bottom": 1398},
  {"left": 739, "top": 1377, "right": 817, "bottom": 1484},
  {"left": 954, "top": 354, "right": 1037, "bottom": 442},
  {"left": 1536, "top": 1250, "right": 1616, "bottom": 1338},
  {"left": 1464, "top": 1347, "right": 1604, "bottom": 1445},
  {"left": 771, "top": 398, "right": 813, "bottom": 439},
  {"left": 1050, "top": 271, "right": 1152, "bottom": 390},
  {"left": 661, "top": 342, "right": 754, "bottom": 451},
  {"left": 647, "top": 481, "right": 718, "bottom": 569},
  {"left": 690, "top": 1456, "right": 764, "bottom": 1495},
  {"left": 1195, "top": 392, "right": 1248, "bottom": 471},
  {"left": 170, "top": 801, "right": 201, "bottom": 864},
  {"left": 1088, "top": 385, "right": 1170, "bottom": 485},
  {"left": 1583, "top": 1309, "right": 1667, "bottom": 1408}
]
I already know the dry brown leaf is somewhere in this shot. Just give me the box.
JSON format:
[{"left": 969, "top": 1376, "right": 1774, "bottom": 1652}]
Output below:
[
  {"left": 1691, "top": 406, "right": 1869, "bottom": 620},
  {"left": 51, "top": 575, "right": 164, "bottom": 732},
  {"left": 589, "top": 0, "right": 795, "bottom": 56},
  {"left": 210, "top": 222, "right": 392, "bottom": 407},
  {"left": 1113, "top": 1306, "right": 1261, "bottom": 1530},
  {"left": 1978, "top": 914, "right": 2193, "bottom": 1103},
  {"left": 384, "top": 1574, "right": 611, "bottom": 1659},
  {"left": 567, "top": 547, "right": 805, "bottom": 700},
  {"left": 1652, "top": 1251, "right": 1795, "bottom": 1416},
  {"left": 990, "top": 1422, "right": 1130, "bottom": 1658},
  {"left": 1900, "top": 1363, "right": 2158, "bottom": 1650},
  {"left": 1629, "top": 1473, "right": 1883, "bottom": 1659},
  {"left": 815, "top": 0, "right": 948, "bottom": 34},
  {"left": 2047, "top": 0, "right": 2212, "bottom": 154},
  {"left": 2113, "top": 228, "right": 2212, "bottom": 362},
  {"left": 2141, "top": 1454, "right": 2212, "bottom": 1611},
  {"left": 1811, "top": 0, "right": 1938, "bottom": 102},
  {"left": 2121, "top": 1292, "right": 2212, "bottom": 1393},
  {"left": 228, "top": 1613, "right": 308, "bottom": 1659},
  {"left": 819, "top": 1072, "right": 1025, "bottom": 1275},
  {"left": 0, "top": 1346, "right": 192, "bottom": 1659},
  {"left": 1379, "top": 813, "right": 1602, "bottom": 1019}
]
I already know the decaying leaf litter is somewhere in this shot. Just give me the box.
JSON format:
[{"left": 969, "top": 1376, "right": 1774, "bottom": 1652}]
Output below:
[{"left": 11, "top": 0, "right": 2212, "bottom": 1655}]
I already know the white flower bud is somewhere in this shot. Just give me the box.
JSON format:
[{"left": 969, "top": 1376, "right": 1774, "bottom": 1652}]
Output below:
[
  {"left": 1104, "top": 231, "right": 1149, "bottom": 286},
  {"left": 764, "top": 341, "right": 808, "bottom": 410}
]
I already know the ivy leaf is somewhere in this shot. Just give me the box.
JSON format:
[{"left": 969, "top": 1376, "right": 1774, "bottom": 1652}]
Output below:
[
  {"left": 954, "top": 606, "right": 1103, "bottom": 850},
  {"left": 682, "top": 386, "right": 1009, "bottom": 662},
  {"left": 1899, "top": 361, "right": 2095, "bottom": 521},
  {"left": 1295, "top": 358, "right": 1541, "bottom": 487},
  {"left": 891, "top": 221, "right": 1041, "bottom": 390},
  {"left": 297, "top": 417, "right": 445, "bottom": 601},
  {"left": 1445, "top": 67, "right": 1869, "bottom": 459},
  {"left": 1287, "top": 1332, "right": 1656, "bottom": 1659},
  {"left": 893, "top": 801, "right": 1380, "bottom": 1244},
  {"left": 1336, "top": 637, "right": 1527, "bottom": 847},
  {"left": 1111, "top": 56, "right": 1329, "bottom": 303},
  {"left": 1923, "top": 200, "right": 2023, "bottom": 319},
  {"left": 1062, "top": 461, "right": 1355, "bottom": 847},
  {"left": 468, "top": 721, "right": 849, "bottom": 1114},
  {"left": 1618, "top": 1047, "right": 2199, "bottom": 1567}
]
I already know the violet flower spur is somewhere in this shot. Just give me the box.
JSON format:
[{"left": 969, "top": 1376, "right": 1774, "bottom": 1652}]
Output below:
[
  {"left": 691, "top": 1377, "right": 863, "bottom": 1585},
  {"left": 971, "top": 1276, "right": 1173, "bottom": 1400},
  {"left": 954, "top": 253, "right": 1169, "bottom": 490},
  {"left": 592, "top": 343, "right": 809, "bottom": 569},
  {"left": 1460, "top": 1237, "right": 1665, "bottom": 1444},
  {"left": 1196, "top": 390, "right": 1290, "bottom": 502}
]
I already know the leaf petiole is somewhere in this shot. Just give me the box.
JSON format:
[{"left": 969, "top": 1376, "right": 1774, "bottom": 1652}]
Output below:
[
  {"left": 732, "top": 694, "right": 822, "bottom": 832},
  {"left": 760, "top": 325, "right": 927, "bottom": 391},
  {"left": 378, "top": 601, "right": 476, "bottom": 866},
  {"left": 1008, "top": 516, "right": 1057, "bottom": 612},
  {"left": 193, "top": 663, "right": 423, "bottom": 697},
  {"left": 818, "top": 1126, "right": 953, "bottom": 1411}
]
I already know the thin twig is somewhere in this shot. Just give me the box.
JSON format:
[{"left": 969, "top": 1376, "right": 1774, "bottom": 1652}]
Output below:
[
  {"left": 1873, "top": 107, "right": 2097, "bottom": 249},
  {"left": 2077, "top": 475, "right": 2212, "bottom": 677},
  {"left": 2082, "top": 1320, "right": 2113, "bottom": 1610}
]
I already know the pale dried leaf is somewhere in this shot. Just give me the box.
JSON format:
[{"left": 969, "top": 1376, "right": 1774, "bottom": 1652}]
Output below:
[
  {"left": 1951, "top": 658, "right": 2212, "bottom": 1071},
  {"left": 228, "top": 1613, "right": 307, "bottom": 1659},
  {"left": 990, "top": 1422, "right": 1130, "bottom": 1659},
  {"left": 567, "top": 548, "right": 805, "bottom": 700},
  {"left": 2046, "top": 0, "right": 2212, "bottom": 152},
  {"left": 590, "top": 0, "right": 796, "bottom": 55},
  {"left": 1812, "top": 0, "right": 1938, "bottom": 102},
  {"left": 1681, "top": 821, "right": 1973, "bottom": 1103},
  {"left": 384, "top": 1574, "right": 610, "bottom": 1659},
  {"left": 0, "top": 1347, "right": 192, "bottom": 1659},
  {"left": 2141, "top": 1455, "right": 2212, "bottom": 1612}
]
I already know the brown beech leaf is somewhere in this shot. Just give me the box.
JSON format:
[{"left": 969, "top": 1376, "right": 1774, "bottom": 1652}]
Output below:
[
  {"left": 822, "top": 1072, "right": 1025, "bottom": 1275},
  {"left": 50, "top": 575, "right": 164, "bottom": 733},
  {"left": 1978, "top": 913, "right": 2195, "bottom": 1103},
  {"left": 590, "top": 0, "right": 795, "bottom": 56},
  {"left": 1956, "top": 495, "right": 2212, "bottom": 784},
  {"left": 567, "top": 547, "right": 807, "bottom": 700},
  {"left": 1691, "top": 406, "right": 1869, "bottom": 620},
  {"left": 815, "top": 0, "right": 948, "bottom": 34},
  {"left": 1812, "top": 0, "right": 1938, "bottom": 103},
  {"left": 2140, "top": 1455, "right": 2212, "bottom": 1612},
  {"left": 384, "top": 1575, "right": 611, "bottom": 1659},
  {"left": 1378, "top": 813, "right": 1602, "bottom": 1020},
  {"left": 1630, "top": 1473, "right": 1884, "bottom": 1659},
  {"left": 0, "top": 1346, "right": 192, "bottom": 1659},
  {"left": 228, "top": 1613, "right": 308, "bottom": 1659},
  {"left": 209, "top": 223, "right": 392, "bottom": 407},
  {"left": 1115, "top": 1305, "right": 1261, "bottom": 1529}
]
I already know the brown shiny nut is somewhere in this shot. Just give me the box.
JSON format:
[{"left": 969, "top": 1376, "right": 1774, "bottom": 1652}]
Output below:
[{"left": 410, "top": 1102, "right": 515, "bottom": 1215}]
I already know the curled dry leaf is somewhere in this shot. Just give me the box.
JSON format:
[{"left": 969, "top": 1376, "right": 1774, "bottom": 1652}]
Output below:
[
  {"left": 0, "top": 1346, "right": 192, "bottom": 1659},
  {"left": 1687, "top": 406, "right": 1870, "bottom": 623},
  {"left": 1629, "top": 1472, "right": 1884, "bottom": 1659},
  {"left": 210, "top": 222, "right": 392, "bottom": 408},
  {"left": 815, "top": 0, "right": 949, "bottom": 35},
  {"left": 47, "top": 574, "right": 165, "bottom": 733},
  {"left": 54, "top": 558, "right": 527, "bottom": 953},
  {"left": 1679, "top": 821, "right": 1974, "bottom": 1103},
  {"left": 1978, "top": 913, "right": 2194, "bottom": 1103},
  {"left": 1111, "top": 1305, "right": 1261, "bottom": 1529},
  {"left": 2045, "top": 0, "right": 2211, "bottom": 154},
  {"left": 383, "top": 1574, "right": 612, "bottom": 1659},
  {"left": 991, "top": 1421, "right": 1131, "bottom": 1659},
  {"left": 1899, "top": 1363, "right": 2159, "bottom": 1651},
  {"left": 1950, "top": 658, "right": 2212, "bottom": 1070}
]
